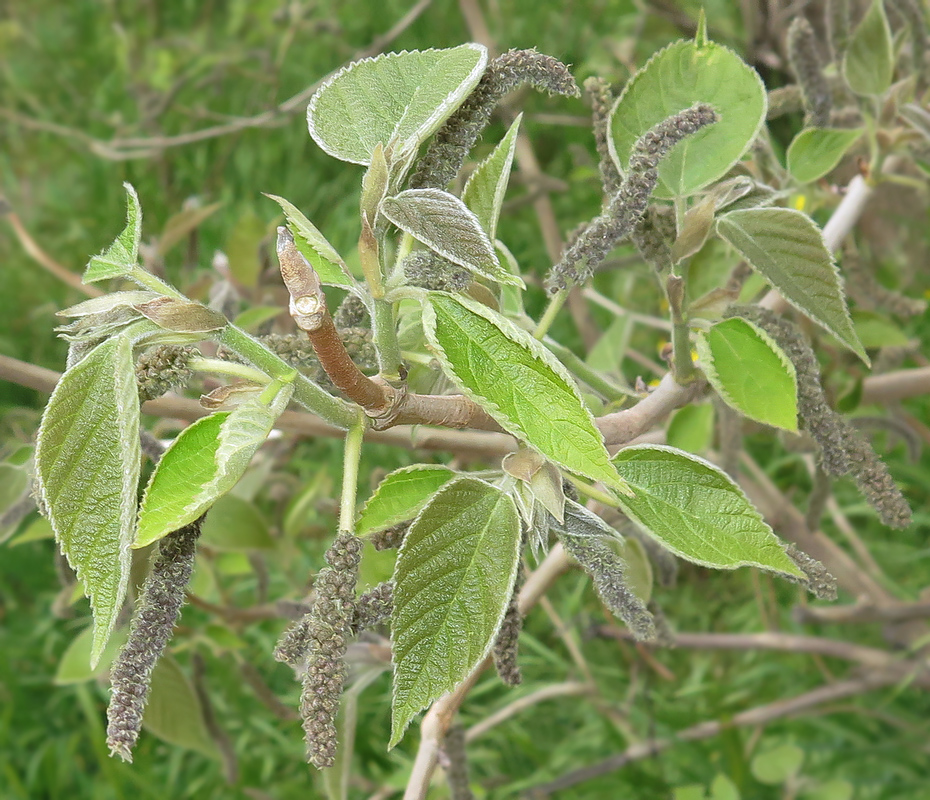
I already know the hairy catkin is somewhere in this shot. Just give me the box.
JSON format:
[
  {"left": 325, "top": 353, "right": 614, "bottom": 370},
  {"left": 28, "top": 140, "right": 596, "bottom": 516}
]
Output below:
[
  {"left": 787, "top": 17, "right": 832, "bottom": 127},
  {"left": 547, "top": 105, "right": 717, "bottom": 290},
  {"left": 492, "top": 563, "right": 525, "bottom": 686},
  {"left": 106, "top": 517, "right": 204, "bottom": 761},
  {"left": 730, "top": 306, "right": 911, "bottom": 529},
  {"left": 410, "top": 49, "right": 579, "bottom": 190},
  {"left": 135, "top": 345, "right": 196, "bottom": 402},
  {"left": 351, "top": 581, "right": 394, "bottom": 633},
  {"left": 631, "top": 205, "right": 676, "bottom": 274},
  {"left": 402, "top": 249, "right": 472, "bottom": 292},
  {"left": 585, "top": 76, "right": 622, "bottom": 196}
]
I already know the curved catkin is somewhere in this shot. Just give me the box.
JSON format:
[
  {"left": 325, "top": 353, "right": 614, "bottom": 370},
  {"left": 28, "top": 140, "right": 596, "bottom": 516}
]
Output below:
[
  {"left": 826, "top": 0, "right": 851, "bottom": 63},
  {"left": 402, "top": 249, "right": 472, "bottom": 292},
  {"left": 786, "top": 17, "right": 832, "bottom": 127},
  {"left": 783, "top": 544, "right": 838, "bottom": 600},
  {"left": 585, "top": 76, "right": 622, "bottom": 196},
  {"left": 730, "top": 306, "right": 911, "bottom": 529},
  {"left": 351, "top": 581, "right": 394, "bottom": 633},
  {"left": 409, "top": 49, "right": 580, "bottom": 191},
  {"left": 631, "top": 205, "right": 676, "bottom": 274},
  {"left": 547, "top": 104, "right": 717, "bottom": 291},
  {"left": 297, "top": 531, "right": 362, "bottom": 769},
  {"left": 135, "top": 345, "right": 196, "bottom": 402},
  {"left": 106, "top": 516, "right": 204, "bottom": 762},
  {"left": 370, "top": 521, "right": 410, "bottom": 551},
  {"left": 492, "top": 563, "right": 525, "bottom": 686}
]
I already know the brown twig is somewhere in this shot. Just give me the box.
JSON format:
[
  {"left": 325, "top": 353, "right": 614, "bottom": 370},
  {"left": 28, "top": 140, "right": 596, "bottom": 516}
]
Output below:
[
  {"left": 464, "top": 681, "right": 593, "bottom": 742},
  {"left": 794, "top": 601, "right": 930, "bottom": 625}
]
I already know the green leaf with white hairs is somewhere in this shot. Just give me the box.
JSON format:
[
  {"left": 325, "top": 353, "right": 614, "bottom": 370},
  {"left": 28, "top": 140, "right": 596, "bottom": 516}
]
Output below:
[
  {"left": 462, "top": 114, "right": 522, "bottom": 240},
  {"left": 612, "top": 445, "right": 804, "bottom": 578},
  {"left": 844, "top": 0, "right": 894, "bottom": 97},
  {"left": 134, "top": 382, "right": 294, "bottom": 548},
  {"left": 716, "top": 208, "right": 868, "bottom": 364},
  {"left": 382, "top": 189, "right": 524, "bottom": 287},
  {"left": 787, "top": 128, "right": 863, "bottom": 183},
  {"left": 307, "top": 44, "right": 488, "bottom": 166},
  {"left": 697, "top": 317, "right": 798, "bottom": 432},
  {"left": 422, "top": 292, "right": 628, "bottom": 494},
  {"left": 84, "top": 183, "right": 143, "bottom": 283},
  {"left": 264, "top": 193, "right": 355, "bottom": 289},
  {"left": 357, "top": 464, "right": 457, "bottom": 536},
  {"left": 390, "top": 477, "right": 520, "bottom": 747},
  {"left": 58, "top": 291, "right": 160, "bottom": 319},
  {"left": 35, "top": 334, "right": 141, "bottom": 667},
  {"left": 608, "top": 38, "right": 766, "bottom": 199}
]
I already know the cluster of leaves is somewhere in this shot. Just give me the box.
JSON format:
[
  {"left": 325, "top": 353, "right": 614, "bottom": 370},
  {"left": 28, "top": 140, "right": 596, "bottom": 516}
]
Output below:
[{"left": 4, "top": 0, "right": 928, "bottom": 795}]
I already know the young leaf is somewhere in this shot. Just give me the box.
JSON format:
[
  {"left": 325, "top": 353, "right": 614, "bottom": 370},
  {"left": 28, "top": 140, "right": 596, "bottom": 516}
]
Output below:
[
  {"left": 608, "top": 38, "right": 766, "bottom": 198},
  {"left": 143, "top": 656, "right": 220, "bottom": 759},
  {"left": 382, "top": 189, "right": 523, "bottom": 287},
  {"left": 390, "top": 477, "right": 520, "bottom": 746},
  {"left": 667, "top": 404, "right": 715, "bottom": 454},
  {"left": 843, "top": 0, "right": 894, "bottom": 97},
  {"left": 84, "top": 182, "right": 143, "bottom": 283},
  {"left": 135, "top": 382, "right": 293, "bottom": 548},
  {"left": 612, "top": 445, "right": 804, "bottom": 578},
  {"left": 307, "top": 44, "right": 488, "bottom": 166},
  {"left": 58, "top": 291, "right": 160, "bottom": 319},
  {"left": 422, "top": 293, "right": 628, "bottom": 494},
  {"left": 696, "top": 317, "right": 799, "bottom": 432},
  {"left": 357, "top": 464, "right": 457, "bottom": 536},
  {"left": 133, "top": 297, "right": 227, "bottom": 333},
  {"left": 716, "top": 208, "right": 868, "bottom": 364},
  {"left": 461, "top": 114, "right": 522, "bottom": 240},
  {"left": 35, "top": 334, "right": 141, "bottom": 666},
  {"left": 263, "top": 193, "right": 355, "bottom": 289},
  {"left": 787, "top": 128, "right": 863, "bottom": 183}
]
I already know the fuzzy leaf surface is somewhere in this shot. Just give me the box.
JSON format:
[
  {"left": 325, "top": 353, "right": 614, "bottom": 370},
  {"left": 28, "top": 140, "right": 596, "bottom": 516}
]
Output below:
[
  {"left": 422, "top": 293, "right": 628, "bottom": 494},
  {"left": 135, "top": 384, "right": 293, "bottom": 548},
  {"left": 608, "top": 38, "right": 766, "bottom": 198},
  {"left": 307, "top": 44, "right": 487, "bottom": 166},
  {"left": 787, "top": 128, "right": 863, "bottom": 183},
  {"left": 697, "top": 317, "right": 798, "bottom": 431},
  {"left": 357, "top": 464, "right": 456, "bottom": 536},
  {"left": 844, "top": 0, "right": 893, "bottom": 97},
  {"left": 264, "top": 193, "right": 355, "bottom": 288},
  {"left": 390, "top": 477, "right": 520, "bottom": 746},
  {"left": 84, "top": 183, "right": 143, "bottom": 282},
  {"left": 716, "top": 208, "right": 868, "bottom": 363},
  {"left": 461, "top": 114, "right": 522, "bottom": 240},
  {"left": 612, "top": 445, "right": 804, "bottom": 578},
  {"left": 382, "top": 189, "right": 523, "bottom": 287},
  {"left": 34, "top": 335, "right": 141, "bottom": 667}
]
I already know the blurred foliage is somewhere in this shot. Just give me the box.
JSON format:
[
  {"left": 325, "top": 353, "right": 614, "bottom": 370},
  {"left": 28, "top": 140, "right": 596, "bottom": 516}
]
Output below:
[{"left": 2, "top": 0, "right": 929, "bottom": 798}]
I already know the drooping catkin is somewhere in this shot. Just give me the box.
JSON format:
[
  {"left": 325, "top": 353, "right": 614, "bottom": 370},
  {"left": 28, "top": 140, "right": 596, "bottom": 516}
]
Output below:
[
  {"left": 370, "top": 521, "right": 410, "bottom": 551},
  {"left": 585, "top": 76, "right": 622, "bottom": 196},
  {"left": 783, "top": 543, "right": 838, "bottom": 600},
  {"left": 547, "top": 104, "right": 717, "bottom": 291},
  {"left": 492, "top": 563, "right": 525, "bottom": 686},
  {"left": 106, "top": 516, "right": 204, "bottom": 762},
  {"left": 730, "top": 306, "right": 911, "bottom": 529},
  {"left": 410, "top": 49, "right": 580, "bottom": 191},
  {"left": 553, "top": 506, "right": 656, "bottom": 641},
  {"left": 631, "top": 205, "right": 676, "bottom": 274},
  {"left": 787, "top": 17, "right": 832, "bottom": 127},
  {"left": 351, "top": 581, "right": 394, "bottom": 634},
  {"left": 296, "top": 531, "right": 362, "bottom": 769},
  {"left": 135, "top": 345, "right": 196, "bottom": 401},
  {"left": 402, "top": 249, "right": 472, "bottom": 292}
]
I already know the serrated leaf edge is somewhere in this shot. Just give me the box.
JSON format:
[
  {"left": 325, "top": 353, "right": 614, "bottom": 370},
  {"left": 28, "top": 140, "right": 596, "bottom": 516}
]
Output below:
[
  {"left": 461, "top": 114, "right": 523, "bottom": 241},
  {"left": 357, "top": 464, "right": 457, "bottom": 535}
]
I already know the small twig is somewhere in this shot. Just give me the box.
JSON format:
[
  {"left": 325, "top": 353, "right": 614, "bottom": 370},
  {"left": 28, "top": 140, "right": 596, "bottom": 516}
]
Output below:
[
  {"left": 794, "top": 601, "right": 930, "bottom": 625},
  {"left": 464, "top": 681, "right": 593, "bottom": 742}
]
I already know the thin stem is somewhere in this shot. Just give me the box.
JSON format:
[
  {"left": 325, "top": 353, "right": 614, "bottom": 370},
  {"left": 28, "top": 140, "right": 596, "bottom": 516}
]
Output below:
[
  {"left": 340, "top": 413, "right": 366, "bottom": 533},
  {"left": 533, "top": 289, "right": 568, "bottom": 339},
  {"left": 666, "top": 274, "right": 696, "bottom": 383},
  {"left": 371, "top": 298, "right": 403, "bottom": 381},
  {"left": 187, "top": 357, "right": 271, "bottom": 385},
  {"left": 565, "top": 476, "right": 619, "bottom": 507}
]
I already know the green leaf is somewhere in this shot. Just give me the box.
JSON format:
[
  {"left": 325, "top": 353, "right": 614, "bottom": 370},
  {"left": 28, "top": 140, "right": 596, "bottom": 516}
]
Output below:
[
  {"left": 709, "top": 774, "right": 740, "bottom": 800},
  {"left": 54, "top": 626, "right": 129, "bottom": 685},
  {"left": 233, "top": 305, "right": 283, "bottom": 332},
  {"left": 787, "top": 128, "right": 863, "bottom": 183},
  {"left": 390, "top": 477, "right": 520, "bottom": 746},
  {"left": 382, "top": 189, "right": 523, "bottom": 287},
  {"left": 199, "top": 494, "right": 274, "bottom": 551},
  {"left": 612, "top": 445, "right": 804, "bottom": 578},
  {"left": 697, "top": 318, "right": 798, "bottom": 432},
  {"left": 716, "top": 208, "right": 868, "bottom": 364},
  {"left": 422, "top": 293, "right": 628, "bottom": 494},
  {"left": 751, "top": 743, "right": 805, "bottom": 785},
  {"left": 667, "top": 404, "right": 715, "bottom": 454},
  {"left": 143, "top": 656, "right": 220, "bottom": 759},
  {"left": 844, "top": 0, "right": 894, "bottom": 97},
  {"left": 307, "top": 44, "right": 488, "bottom": 166},
  {"left": 851, "top": 310, "right": 910, "bottom": 348},
  {"left": 462, "top": 114, "right": 522, "bottom": 240},
  {"left": 135, "top": 382, "right": 293, "bottom": 548},
  {"left": 608, "top": 39, "right": 766, "bottom": 198},
  {"left": 357, "top": 464, "right": 456, "bottom": 536},
  {"left": 8, "top": 517, "right": 54, "bottom": 547},
  {"left": 58, "top": 291, "right": 160, "bottom": 319},
  {"left": 35, "top": 335, "right": 141, "bottom": 667},
  {"left": 133, "top": 297, "right": 227, "bottom": 333},
  {"left": 263, "top": 193, "right": 355, "bottom": 288},
  {"left": 84, "top": 183, "right": 143, "bottom": 283},
  {"left": 225, "top": 210, "right": 266, "bottom": 288}
]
